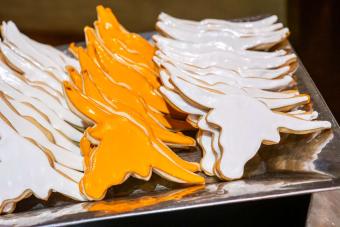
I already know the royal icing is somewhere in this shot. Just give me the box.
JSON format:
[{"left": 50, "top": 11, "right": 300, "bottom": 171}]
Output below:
[
  {"left": 0, "top": 95, "right": 83, "bottom": 171},
  {"left": 0, "top": 118, "right": 85, "bottom": 214}
]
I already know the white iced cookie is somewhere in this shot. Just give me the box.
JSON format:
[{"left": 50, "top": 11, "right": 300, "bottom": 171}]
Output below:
[
  {"left": 159, "top": 59, "right": 294, "bottom": 91},
  {"left": 154, "top": 53, "right": 292, "bottom": 80},
  {"left": 1, "top": 21, "right": 71, "bottom": 81},
  {"left": 8, "top": 99, "right": 80, "bottom": 155},
  {"left": 158, "top": 13, "right": 283, "bottom": 35},
  {"left": 0, "top": 95, "right": 83, "bottom": 171},
  {"left": 169, "top": 73, "right": 308, "bottom": 111},
  {"left": 153, "top": 34, "right": 288, "bottom": 59},
  {"left": 158, "top": 46, "right": 296, "bottom": 70},
  {"left": 0, "top": 118, "right": 85, "bottom": 214},
  {"left": 0, "top": 61, "right": 84, "bottom": 127},
  {"left": 171, "top": 87, "right": 331, "bottom": 179},
  {"left": 0, "top": 42, "right": 62, "bottom": 93},
  {"left": 0, "top": 81, "right": 82, "bottom": 142},
  {"left": 156, "top": 21, "right": 288, "bottom": 50},
  {"left": 288, "top": 110, "right": 319, "bottom": 120},
  {"left": 159, "top": 86, "right": 207, "bottom": 115}
]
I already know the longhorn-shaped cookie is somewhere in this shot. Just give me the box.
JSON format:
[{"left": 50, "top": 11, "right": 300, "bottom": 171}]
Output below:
[
  {"left": 158, "top": 13, "right": 283, "bottom": 34},
  {"left": 159, "top": 57, "right": 294, "bottom": 91},
  {"left": 0, "top": 118, "right": 85, "bottom": 214},
  {"left": 158, "top": 46, "right": 296, "bottom": 70},
  {"left": 1, "top": 21, "right": 70, "bottom": 81},
  {"left": 0, "top": 80, "right": 82, "bottom": 142},
  {"left": 168, "top": 72, "right": 308, "bottom": 111},
  {"left": 63, "top": 82, "right": 204, "bottom": 200},
  {"left": 0, "top": 60, "right": 84, "bottom": 127},
  {"left": 171, "top": 82, "right": 331, "bottom": 179},
  {"left": 0, "top": 94, "right": 83, "bottom": 171},
  {"left": 153, "top": 52, "right": 293, "bottom": 80},
  {"left": 156, "top": 21, "right": 288, "bottom": 50}
]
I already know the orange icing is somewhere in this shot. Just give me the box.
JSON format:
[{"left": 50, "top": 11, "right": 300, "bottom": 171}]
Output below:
[
  {"left": 96, "top": 5, "right": 155, "bottom": 60},
  {"left": 66, "top": 66, "right": 83, "bottom": 89},
  {"left": 94, "top": 20, "right": 158, "bottom": 74},
  {"left": 77, "top": 47, "right": 170, "bottom": 114},
  {"left": 88, "top": 185, "right": 204, "bottom": 213},
  {"left": 80, "top": 68, "right": 195, "bottom": 146},
  {"left": 63, "top": 82, "right": 204, "bottom": 200},
  {"left": 85, "top": 27, "right": 161, "bottom": 88},
  {"left": 84, "top": 28, "right": 166, "bottom": 113}
]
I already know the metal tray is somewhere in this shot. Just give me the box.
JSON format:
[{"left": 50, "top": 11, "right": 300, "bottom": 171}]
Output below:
[{"left": 1, "top": 32, "right": 340, "bottom": 227}]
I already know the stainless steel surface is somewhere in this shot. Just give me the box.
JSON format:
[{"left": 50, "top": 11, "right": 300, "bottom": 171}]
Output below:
[
  {"left": 307, "top": 190, "right": 340, "bottom": 227},
  {"left": 1, "top": 32, "right": 340, "bottom": 226}
]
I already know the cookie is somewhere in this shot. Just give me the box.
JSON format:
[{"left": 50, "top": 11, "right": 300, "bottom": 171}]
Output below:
[
  {"left": 0, "top": 80, "right": 83, "bottom": 142},
  {"left": 0, "top": 60, "right": 85, "bottom": 127},
  {"left": 156, "top": 21, "right": 289, "bottom": 51},
  {"left": 1, "top": 21, "right": 71, "bottom": 81},
  {"left": 159, "top": 55, "right": 295, "bottom": 91},
  {"left": 153, "top": 34, "right": 288, "bottom": 60},
  {"left": 63, "top": 82, "right": 204, "bottom": 200},
  {"left": 158, "top": 46, "right": 296, "bottom": 71},
  {"left": 8, "top": 99, "right": 81, "bottom": 155},
  {"left": 0, "top": 94, "right": 83, "bottom": 171},
  {"left": 158, "top": 13, "right": 283, "bottom": 35},
  {"left": 155, "top": 51, "right": 293, "bottom": 80},
  {"left": 0, "top": 117, "right": 85, "bottom": 214}
]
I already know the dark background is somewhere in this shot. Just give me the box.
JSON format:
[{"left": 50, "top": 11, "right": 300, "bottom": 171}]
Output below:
[{"left": 0, "top": 0, "right": 338, "bottom": 226}]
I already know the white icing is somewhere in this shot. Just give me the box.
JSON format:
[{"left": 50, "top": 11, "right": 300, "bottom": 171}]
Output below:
[
  {"left": 8, "top": 99, "right": 81, "bottom": 155},
  {"left": 0, "top": 42, "right": 62, "bottom": 93},
  {"left": 158, "top": 47, "right": 296, "bottom": 70},
  {"left": 159, "top": 13, "right": 280, "bottom": 30},
  {"left": 0, "top": 61, "right": 84, "bottom": 127},
  {"left": 157, "top": 21, "right": 287, "bottom": 50},
  {"left": 1, "top": 21, "right": 69, "bottom": 81},
  {"left": 0, "top": 96, "right": 83, "bottom": 171},
  {"left": 161, "top": 62, "right": 293, "bottom": 91},
  {"left": 153, "top": 34, "right": 288, "bottom": 59},
  {"left": 155, "top": 56, "right": 290, "bottom": 81},
  {"left": 159, "top": 13, "right": 286, "bottom": 37},
  {"left": 0, "top": 118, "right": 84, "bottom": 214},
  {"left": 205, "top": 95, "right": 330, "bottom": 179},
  {"left": 159, "top": 86, "right": 206, "bottom": 115},
  {"left": 0, "top": 81, "right": 82, "bottom": 141}
]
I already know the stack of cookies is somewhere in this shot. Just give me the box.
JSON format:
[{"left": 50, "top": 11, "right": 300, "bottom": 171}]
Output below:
[{"left": 154, "top": 13, "right": 331, "bottom": 180}]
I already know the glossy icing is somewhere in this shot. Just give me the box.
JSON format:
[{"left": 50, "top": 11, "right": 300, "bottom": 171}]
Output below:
[
  {"left": 0, "top": 95, "right": 83, "bottom": 171},
  {"left": 63, "top": 82, "right": 204, "bottom": 200},
  {"left": 1, "top": 21, "right": 70, "bottom": 81},
  {"left": 78, "top": 68, "right": 196, "bottom": 146},
  {"left": 8, "top": 99, "right": 80, "bottom": 155},
  {"left": 0, "top": 60, "right": 84, "bottom": 127},
  {"left": 159, "top": 13, "right": 282, "bottom": 33},
  {"left": 159, "top": 56, "right": 294, "bottom": 91},
  {"left": 157, "top": 21, "right": 288, "bottom": 50},
  {"left": 0, "top": 80, "right": 82, "bottom": 141},
  {"left": 153, "top": 34, "right": 288, "bottom": 59},
  {"left": 158, "top": 46, "right": 296, "bottom": 70},
  {"left": 0, "top": 118, "right": 84, "bottom": 214},
  {"left": 169, "top": 74, "right": 309, "bottom": 111}
]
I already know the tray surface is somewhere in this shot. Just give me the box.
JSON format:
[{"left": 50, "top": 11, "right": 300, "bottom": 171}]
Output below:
[{"left": 1, "top": 32, "right": 340, "bottom": 227}]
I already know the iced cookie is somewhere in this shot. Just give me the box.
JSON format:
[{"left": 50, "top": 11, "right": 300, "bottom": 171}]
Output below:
[
  {"left": 159, "top": 54, "right": 295, "bottom": 91},
  {"left": 0, "top": 94, "right": 83, "bottom": 171},
  {"left": 158, "top": 47, "right": 296, "bottom": 71},
  {"left": 0, "top": 60, "right": 85, "bottom": 127},
  {"left": 154, "top": 52, "right": 293, "bottom": 80},
  {"left": 156, "top": 21, "right": 288, "bottom": 50},
  {"left": 0, "top": 118, "right": 85, "bottom": 214},
  {"left": 63, "top": 82, "right": 204, "bottom": 200},
  {"left": 0, "top": 80, "right": 82, "bottom": 142}
]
